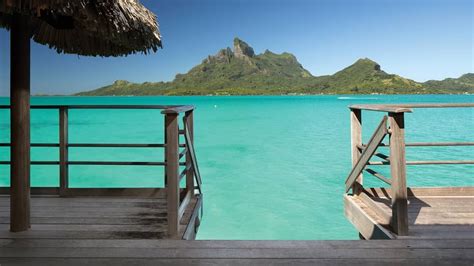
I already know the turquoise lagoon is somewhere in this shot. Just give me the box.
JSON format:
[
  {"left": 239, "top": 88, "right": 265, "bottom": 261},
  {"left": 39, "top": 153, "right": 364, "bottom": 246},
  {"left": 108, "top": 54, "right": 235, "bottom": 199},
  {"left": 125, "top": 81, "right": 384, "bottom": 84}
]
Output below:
[{"left": 0, "top": 95, "right": 472, "bottom": 240}]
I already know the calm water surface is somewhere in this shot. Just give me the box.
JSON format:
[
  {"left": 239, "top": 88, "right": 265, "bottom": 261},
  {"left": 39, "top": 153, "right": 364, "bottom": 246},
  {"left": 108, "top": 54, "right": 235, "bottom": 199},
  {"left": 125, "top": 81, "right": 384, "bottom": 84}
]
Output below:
[{"left": 0, "top": 95, "right": 472, "bottom": 239}]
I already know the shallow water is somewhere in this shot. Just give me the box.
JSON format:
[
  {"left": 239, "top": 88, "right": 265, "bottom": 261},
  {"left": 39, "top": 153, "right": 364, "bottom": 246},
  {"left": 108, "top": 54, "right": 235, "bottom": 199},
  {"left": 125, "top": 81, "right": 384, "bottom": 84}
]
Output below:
[{"left": 0, "top": 95, "right": 472, "bottom": 239}]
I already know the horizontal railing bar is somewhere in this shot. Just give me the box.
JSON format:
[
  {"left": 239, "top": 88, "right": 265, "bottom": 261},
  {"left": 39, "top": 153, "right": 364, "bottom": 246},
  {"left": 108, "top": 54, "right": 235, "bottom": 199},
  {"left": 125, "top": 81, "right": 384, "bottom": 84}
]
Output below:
[
  {"left": 407, "top": 160, "right": 474, "bottom": 165},
  {"left": 359, "top": 142, "right": 474, "bottom": 149},
  {"left": 397, "top": 103, "right": 474, "bottom": 108},
  {"left": 0, "top": 104, "right": 194, "bottom": 111},
  {"left": 405, "top": 142, "right": 474, "bottom": 147},
  {"left": 0, "top": 143, "right": 59, "bottom": 147},
  {"left": 179, "top": 130, "right": 185, "bottom": 135},
  {"left": 1, "top": 143, "right": 186, "bottom": 148},
  {"left": 0, "top": 187, "right": 167, "bottom": 197},
  {"left": 350, "top": 105, "right": 412, "bottom": 113},
  {"left": 161, "top": 105, "right": 195, "bottom": 114},
  {"left": 0, "top": 161, "right": 165, "bottom": 166},
  {"left": 368, "top": 160, "right": 474, "bottom": 165},
  {"left": 365, "top": 168, "right": 392, "bottom": 185},
  {"left": 68, "top": 161, "right": 165, "bottom": 166},
  {"left": 350, "top": 103, "right": 474, "bottom": 113},
  {"left": 0, "top": 161, "right": 59, "bottom": 165},
  {"left": 68, "top": 144, "right": 165, "bottom": 148}
]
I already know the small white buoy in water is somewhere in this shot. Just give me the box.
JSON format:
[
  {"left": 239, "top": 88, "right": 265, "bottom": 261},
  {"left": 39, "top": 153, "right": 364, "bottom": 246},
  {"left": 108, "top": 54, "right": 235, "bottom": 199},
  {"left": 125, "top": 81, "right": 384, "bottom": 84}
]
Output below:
[{"left": 214, "top": 105, "right": 218, "bottom": 108}]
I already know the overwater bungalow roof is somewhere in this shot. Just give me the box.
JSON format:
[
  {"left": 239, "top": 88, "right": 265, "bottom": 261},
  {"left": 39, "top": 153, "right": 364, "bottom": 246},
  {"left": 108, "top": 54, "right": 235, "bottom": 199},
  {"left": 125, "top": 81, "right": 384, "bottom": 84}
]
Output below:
[{"left": 0, "top": 0, "right": 162, "bottom": 56}]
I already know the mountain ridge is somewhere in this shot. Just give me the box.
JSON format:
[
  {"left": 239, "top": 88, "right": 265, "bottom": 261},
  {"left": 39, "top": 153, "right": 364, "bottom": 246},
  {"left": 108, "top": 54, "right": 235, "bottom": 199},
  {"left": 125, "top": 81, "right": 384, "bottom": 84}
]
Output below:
[{"left": 76, "top": 38, "right": 474, "bottom": 96}]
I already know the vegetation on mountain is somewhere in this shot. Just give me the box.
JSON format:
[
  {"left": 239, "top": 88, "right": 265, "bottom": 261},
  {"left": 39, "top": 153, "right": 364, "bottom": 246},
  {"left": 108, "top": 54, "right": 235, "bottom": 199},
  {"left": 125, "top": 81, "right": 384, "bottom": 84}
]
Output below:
[{"left": 76, "top": 38, "right": 474, "bottom": 96}]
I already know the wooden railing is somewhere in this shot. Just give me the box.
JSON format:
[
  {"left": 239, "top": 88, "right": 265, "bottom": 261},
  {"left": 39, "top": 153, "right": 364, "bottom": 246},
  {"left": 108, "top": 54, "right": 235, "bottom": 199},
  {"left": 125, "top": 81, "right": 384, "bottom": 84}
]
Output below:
[
  {"left": 0, "top": 104, "right": 202, "bottom": 239},
  {"left": 344, "top": 103, "right": 474, "bottom": 236}
]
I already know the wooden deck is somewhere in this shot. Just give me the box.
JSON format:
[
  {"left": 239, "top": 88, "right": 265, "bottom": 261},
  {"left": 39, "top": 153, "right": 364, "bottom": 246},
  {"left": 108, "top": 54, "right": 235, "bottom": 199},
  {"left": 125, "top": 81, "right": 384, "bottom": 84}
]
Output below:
[
  {"left": 1, "top": 105, "right": 204, "bottom": 239},
  {"left": 0, "top": 239, "right": 472, "bottom": 265},
  {"left": 0, "top": 195, "right": 202, "bottom": 240},
  {"left": 345, "top": 104, "right": 474, "bottom": 240},
  {"left": 345, "top": 187, "right": 474, "bottom": 240}
]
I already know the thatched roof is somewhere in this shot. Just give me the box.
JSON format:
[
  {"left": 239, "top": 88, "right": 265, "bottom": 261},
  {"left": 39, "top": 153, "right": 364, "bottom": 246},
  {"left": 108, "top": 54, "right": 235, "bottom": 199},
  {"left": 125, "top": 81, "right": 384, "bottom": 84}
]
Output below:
[{"left": 0, "top": 0, "right": 162, "bottom": 57}]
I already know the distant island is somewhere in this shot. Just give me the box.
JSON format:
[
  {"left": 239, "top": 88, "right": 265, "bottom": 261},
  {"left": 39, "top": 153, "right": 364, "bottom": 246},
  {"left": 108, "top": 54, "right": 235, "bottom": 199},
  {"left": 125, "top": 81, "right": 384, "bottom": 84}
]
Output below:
[{"left": 76, "top": 38, "right": 474, "bottom": 96}]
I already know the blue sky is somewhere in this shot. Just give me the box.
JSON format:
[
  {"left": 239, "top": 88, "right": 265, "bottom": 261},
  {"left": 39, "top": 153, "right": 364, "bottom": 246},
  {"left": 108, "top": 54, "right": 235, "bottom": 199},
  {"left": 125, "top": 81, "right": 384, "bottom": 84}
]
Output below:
[{"left": 0, "top": 0, "right": 472, "bottom": 95}]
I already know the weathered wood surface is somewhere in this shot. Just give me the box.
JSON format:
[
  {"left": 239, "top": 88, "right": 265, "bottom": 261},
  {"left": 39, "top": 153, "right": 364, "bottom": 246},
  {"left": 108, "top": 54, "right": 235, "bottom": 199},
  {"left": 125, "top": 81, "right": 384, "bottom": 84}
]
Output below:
[
  {"left": 0, "top": 196, "right": 200, "bottom": 240},
  {"left": 345, "top": 187, "right": 474, "bottom": 240},
  {"left": 0, "top": 188, "right": 169, "bottom": 197},
  {"left": 0, "top": 239, "right": 472, "bottom": 265},
  {"left": 368, "top": 160, "right": 474, "bottom": 165},
  {"left": 350, "top": 103, "right": 474, "bottom": 113},
  {"left": 165, "top": 113, "right": 180, "bottom": 239},
  {"left": 10, "top": 13, "right": 31, "bottom": 233},
  {"left": 184, "top": 110, "right": 196, "bottom": 194},
  {"left": 344, "top": 196, "right": 394, "bottom": 239},
  {"left": 345, "top": 116, "right": 387, "bottom": 192},
  {"left": 161, "top": 105, "right": 195, "bottom": 114},
  {"left": 388, "top": 113, "right": 408, "bottom": 235},
  {"left": 0, "top": 105, "right": 195, "bottom": 111},
  {"left": 59, "top": 107, "right": 69, "bottom": 195},
  {"left": 350, "top": 109, "right": 363, "bottom": 194}
]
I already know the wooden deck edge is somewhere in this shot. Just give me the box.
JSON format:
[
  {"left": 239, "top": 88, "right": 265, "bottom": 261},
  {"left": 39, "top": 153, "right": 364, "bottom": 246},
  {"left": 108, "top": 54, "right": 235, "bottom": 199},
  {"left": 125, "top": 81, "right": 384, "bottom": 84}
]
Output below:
[
  {"left": 357, "top": 192, "right": 391, "bottom": 224},
  {"left": 363, "top": 186, "right": 474, "bottom": 198},
  {"left": 182, "top": 195, "right": 203, "bottom": 240},
  {"left": 0, "top": 187, "right": 167, "bottom": 198},
  {"left": 343, "top": 195, "right": 395, "bottom": 240}
]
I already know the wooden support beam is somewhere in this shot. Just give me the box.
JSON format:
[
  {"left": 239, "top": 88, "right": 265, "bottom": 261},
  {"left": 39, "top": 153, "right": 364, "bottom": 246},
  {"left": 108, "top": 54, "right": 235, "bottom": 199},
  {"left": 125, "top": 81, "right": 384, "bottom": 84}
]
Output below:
[
  {"left": 388, "top": 112, "right": 408, "bottom": 236},
  {"left": 184, "top": 110, "right": 195, "bottom": 195},
  {"left": 178, "top": 191, "right": 192, "bottom": 223},
  {"left": 10, "top": 13, "right": 31, "bottom": 232},
  {"left": 343, "top": 195, "right": 394, "bottom": 240},
  {"left": 163, "top": 117, "right": 168, "bottom": 186},
  {"left": 59, "top": 108, "right": 68, "bottom": 196},
  {"left": 165, "top": 113, "right": 180, "bottom": 239},
  {"left": 345, "top": 116, "right": 387, "bottom": 192},
  {"left": 350, "top": 109, "right": 363, "bottom": 194}
]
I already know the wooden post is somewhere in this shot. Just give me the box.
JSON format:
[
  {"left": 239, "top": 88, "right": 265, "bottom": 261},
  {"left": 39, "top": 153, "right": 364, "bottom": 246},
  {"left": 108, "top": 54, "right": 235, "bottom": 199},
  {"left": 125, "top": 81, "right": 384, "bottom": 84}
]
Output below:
[
  {"left": 10, "top": 13, "right": 31, "bottom": 232},
  {"left": 163, "top": 116, "right": 168, "bottom": 187},
  {"left": 388, "top": 112, "right": 408, "bottom": 236},
  {"left": 165, "top": 113, "right": 180, "bottom": 239},
  {"left": 184, "top": 110, "right": 194, "bottom": 195},
  {"left": 59, "top": 107, "right": 69, "bottom": 196},
  {"left": 350, "top": 109, "right": 362, "bottom": 194}
]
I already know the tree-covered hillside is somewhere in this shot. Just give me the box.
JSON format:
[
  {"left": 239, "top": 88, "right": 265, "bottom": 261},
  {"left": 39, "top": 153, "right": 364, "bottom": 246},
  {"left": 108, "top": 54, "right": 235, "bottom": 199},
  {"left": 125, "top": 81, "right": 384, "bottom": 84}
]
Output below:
[{"left": 76, "top": 38, "right": 474, "bottom": 96}]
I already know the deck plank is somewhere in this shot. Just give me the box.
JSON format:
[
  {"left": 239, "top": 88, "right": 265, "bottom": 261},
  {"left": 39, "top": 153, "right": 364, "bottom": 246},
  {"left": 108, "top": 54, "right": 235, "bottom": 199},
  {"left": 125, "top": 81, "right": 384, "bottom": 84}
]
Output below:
[
  {"left": 0, "top": 246, "right": 472, "bottom": 259},
  {"left": 345, "top": 187, "right": 474, "bottom": 240},
  {"left": 0, "top": 258, "right": 472, "bottom": 266},
  {"left": 0, "top": 195, "right": 200, "bottom": 240},
  {"left": 0, "top": 240, "right": 472, "bottom": 265}
]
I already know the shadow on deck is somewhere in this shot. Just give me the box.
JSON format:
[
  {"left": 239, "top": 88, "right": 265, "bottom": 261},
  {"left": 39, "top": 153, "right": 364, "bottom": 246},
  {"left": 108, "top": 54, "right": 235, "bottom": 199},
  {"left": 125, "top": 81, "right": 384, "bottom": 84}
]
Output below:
[
  {"left": 345, "top": 187, "right": 474, "bottom": 239},
  {"left": 0, "top": 194, "right": 202, "bottom": 240}
]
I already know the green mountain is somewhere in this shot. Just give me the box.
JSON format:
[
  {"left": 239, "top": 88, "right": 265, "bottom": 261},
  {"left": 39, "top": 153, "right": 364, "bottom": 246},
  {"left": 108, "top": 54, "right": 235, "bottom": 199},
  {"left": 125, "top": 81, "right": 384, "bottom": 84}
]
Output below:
[
  {"left": 423, "top": 73, "right": 474, "bottom": 93},
  {"left": 315, "top": 58, "right": 424, "bottom": 94},
  {"left": 76, "top": 38, "right": 474, "bottom": 96}
]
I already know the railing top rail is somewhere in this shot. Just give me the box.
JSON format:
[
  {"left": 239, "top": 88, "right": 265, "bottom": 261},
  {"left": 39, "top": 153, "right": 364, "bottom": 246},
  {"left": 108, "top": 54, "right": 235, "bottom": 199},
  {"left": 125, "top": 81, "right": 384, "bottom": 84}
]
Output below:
[
  {"left": 0, "top": 104, "right": 195, "bottom": 114},
  {"left": 349, "top": 103, "right": 474, "bottom": 113}
]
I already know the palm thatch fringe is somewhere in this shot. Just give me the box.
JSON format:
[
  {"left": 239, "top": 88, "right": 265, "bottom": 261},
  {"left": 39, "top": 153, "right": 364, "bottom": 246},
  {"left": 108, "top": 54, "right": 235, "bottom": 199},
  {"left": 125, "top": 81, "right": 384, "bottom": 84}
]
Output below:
[{"left": 0, "top": 0, "right": 162, "bottom": 57}]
